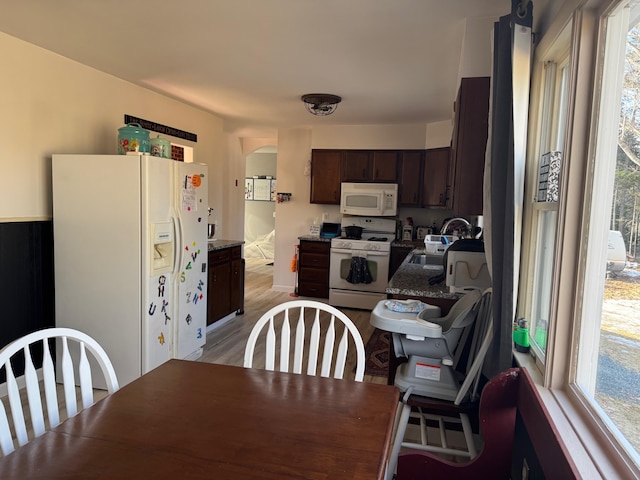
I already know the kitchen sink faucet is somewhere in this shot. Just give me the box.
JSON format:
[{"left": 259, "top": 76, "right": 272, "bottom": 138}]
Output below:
[{"left": 440, "top": 217, "right": 472, "bottom": 237}]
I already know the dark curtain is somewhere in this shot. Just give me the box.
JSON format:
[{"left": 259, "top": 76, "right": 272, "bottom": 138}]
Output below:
[{"left": 483, "top": 0, "right": 533, "bottom": 377}]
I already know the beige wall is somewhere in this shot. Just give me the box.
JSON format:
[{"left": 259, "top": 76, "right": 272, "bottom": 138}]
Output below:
[{"left": 0, "top": 32, "right": 225, "bottom": 223}]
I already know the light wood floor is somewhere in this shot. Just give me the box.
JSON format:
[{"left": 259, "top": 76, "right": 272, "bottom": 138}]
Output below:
[{"left": 198, "top": 258, "right": 387, "bottom": 385}]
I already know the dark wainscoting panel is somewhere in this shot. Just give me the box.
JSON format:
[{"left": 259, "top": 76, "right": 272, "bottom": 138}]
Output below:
[{"left": 0, "top": 220, "right": 55, "bottom": 351}]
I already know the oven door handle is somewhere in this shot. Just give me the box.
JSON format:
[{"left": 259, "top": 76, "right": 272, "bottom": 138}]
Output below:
[{"left": 331, "top": 248, "right": 388, "bottom": 256}]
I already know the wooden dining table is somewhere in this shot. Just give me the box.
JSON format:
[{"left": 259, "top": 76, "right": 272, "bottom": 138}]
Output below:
[{"left": 0, "top": 359, "right": 400, "bottom": 479}]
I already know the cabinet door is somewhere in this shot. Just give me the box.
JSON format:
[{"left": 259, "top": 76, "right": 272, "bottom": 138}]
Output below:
[
  {"left": 449, "top": 77, "right": 490, "bottom": 215},
  {"left": 398, "top": 151, "right": 423, "bottom": 207},
  {"left": 208, "top": 262, "right": 231, "bottom": 325},
  {"left": 341, "top": 151, "right": 372, "bottom": 182},
  {"left": 371, "top": 151, "right": 398, "bottom": 182},
  {"left": 310, "top": 150, "right": 342, "bottom": 204},
  {"left": 230, "top": 257, "right": 244, "bottom": 314},
  {"left": 422, "top": 147, "right": 450, "bottom": 207}
]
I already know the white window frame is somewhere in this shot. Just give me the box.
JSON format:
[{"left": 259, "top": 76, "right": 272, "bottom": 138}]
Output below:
[
  {"left": 518, "top": 0, "right": 640, "bottom": 477},
  {"left": 519, "top": 27, "right": 572, "bottom": 371}
]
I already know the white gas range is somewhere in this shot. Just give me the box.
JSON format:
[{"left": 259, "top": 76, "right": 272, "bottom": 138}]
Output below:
[{"left": 329, "top": 217, "right": 397, "bottom": 310}]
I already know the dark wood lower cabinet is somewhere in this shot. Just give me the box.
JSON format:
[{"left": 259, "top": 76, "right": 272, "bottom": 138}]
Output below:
[
  {"left": 230, "top": 254, "right": 245, "bottom": 315},
  {"left": 297, "top": 240, "right": 330, "bottom": 298},
  {"left": 207, "top": 246, "right": 244, "bottom": 326}
]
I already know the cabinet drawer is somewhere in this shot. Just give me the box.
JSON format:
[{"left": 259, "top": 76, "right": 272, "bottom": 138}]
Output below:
[
  {"left": 209, "top": 249, "right": 231, "bottom": 265},
  {"left": 298, "top": 283, "right": 329, "bottom": 299},
  {"left": 299, "top": 267, "right": 329, "bottom": 284},
  {"left": 230, "top": 246, "right": 242, "bottom": 259},
  {"left": 300, "top": 252, "right": 329, "bottom": 268},
  {"left": 299, "top": 241, "right": 330, "bottom": 254}
]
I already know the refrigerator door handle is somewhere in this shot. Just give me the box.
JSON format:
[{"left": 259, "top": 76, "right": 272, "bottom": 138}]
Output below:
[{"left": 172, "top": 215, "right": 183, "bottom": 275}]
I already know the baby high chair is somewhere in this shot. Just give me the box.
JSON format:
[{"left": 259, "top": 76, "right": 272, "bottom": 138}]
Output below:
[
  {"left": 391, "top": 289, "right": 481, "bottom": 400},
  {"left": 375, "top": 289, "right": 494, "bottom": 480}
]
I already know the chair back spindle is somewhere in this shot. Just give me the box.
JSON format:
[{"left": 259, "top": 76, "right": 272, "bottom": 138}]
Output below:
[
  {"left": 0, "top": 328, "right": 119, "bottom": 456},
  {"left": 244, "top": 300, "right": 365, "bottom": 381}
]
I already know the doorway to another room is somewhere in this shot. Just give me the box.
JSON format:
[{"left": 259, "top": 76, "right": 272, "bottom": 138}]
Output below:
[{"left": 244, "top": 146, "right": 276, "bottom": 269}]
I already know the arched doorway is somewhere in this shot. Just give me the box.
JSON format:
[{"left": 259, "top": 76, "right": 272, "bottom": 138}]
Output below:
[{"left": 244, "top": 145, "right": 277, "bottom": 260}]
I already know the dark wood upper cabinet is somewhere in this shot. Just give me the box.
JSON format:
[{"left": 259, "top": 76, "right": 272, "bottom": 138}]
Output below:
[
  {"left": 449, "top": 77, "right": 490, "bottom": 215},
  {"left": 341, "top": 150, "right": 398, "bottom": 183},
  {"left": 310, "top": 147, "right": 456, "bottom": 207},
  {"left": 341, "top": 151, "right": 372, "bottom": 182},
  {"left": 310, "top": 150, "right": 342, "bottom": 204},
  {"left": 422, "top": 147, "right": 450, "bottom": 207},
  {"left": 398, "top": 151, "right": 423, "bottom": 207},
  {"left": 371, "top": 151, "right": 399, "bottom": 182}
]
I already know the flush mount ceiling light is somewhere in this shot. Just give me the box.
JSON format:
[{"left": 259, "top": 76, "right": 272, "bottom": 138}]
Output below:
[{"left": 301, "top": 94, "right": 342, "bottom": 116}]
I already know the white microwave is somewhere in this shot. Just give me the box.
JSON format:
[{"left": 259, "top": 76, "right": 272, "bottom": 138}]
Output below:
[{"left": 340, "top": 182, "right": 398, "bottom": 216}]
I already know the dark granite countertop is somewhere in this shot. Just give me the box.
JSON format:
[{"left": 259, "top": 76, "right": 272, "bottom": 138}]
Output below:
[
  {"left": 386, "top": 248, "right": 461, "bottom": 300},
  {"left": 298, "top": 235, "right": 332, "bottom": 242},
  {"left": 391, "top": 240, "right": 422, "bottom": 248},
  {"left": 207, "top": 239, "right": 244, "bottom": 251}
]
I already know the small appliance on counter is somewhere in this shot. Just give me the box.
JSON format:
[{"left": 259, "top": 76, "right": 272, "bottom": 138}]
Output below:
[{"left": 320, "top": 222, "right": 341, "bottom": 238}]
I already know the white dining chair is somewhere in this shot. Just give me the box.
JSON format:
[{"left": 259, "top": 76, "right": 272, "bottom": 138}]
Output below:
[
  {"left": 244, "top": 300, "right": 366, "bottom": 381},
  {"left": 0, "top": 327, "right": 119, "bottom": 456}
]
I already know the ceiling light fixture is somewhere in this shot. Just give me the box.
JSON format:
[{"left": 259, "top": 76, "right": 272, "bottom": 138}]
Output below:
[{"left": 301, "top": 94, "right": 342, "bottom": 116}]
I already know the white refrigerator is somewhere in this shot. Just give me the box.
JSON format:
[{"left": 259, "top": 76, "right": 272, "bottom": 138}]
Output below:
[{"left": 52, "top": 154, "right": 208, "bottom": 388}]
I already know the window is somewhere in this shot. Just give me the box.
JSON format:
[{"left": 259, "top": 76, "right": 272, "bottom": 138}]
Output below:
[
  {"left": 576, "top": 0, "right": 640, "bottom": 461},
  {"left": 521, "top": 30, "right": 572, "bottom": 366},
  {"left": 520, "top": 0, "right": 640, "bottom": 475}
]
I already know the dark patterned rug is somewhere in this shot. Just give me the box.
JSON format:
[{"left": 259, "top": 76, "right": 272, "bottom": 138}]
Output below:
[{"left": 364, "top": 329, "right": 390, "bottom": 378}]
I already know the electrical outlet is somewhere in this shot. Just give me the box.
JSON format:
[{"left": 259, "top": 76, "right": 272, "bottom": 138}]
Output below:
[{"left": 522, "top": 458, "right": 530, "bottom": 480}]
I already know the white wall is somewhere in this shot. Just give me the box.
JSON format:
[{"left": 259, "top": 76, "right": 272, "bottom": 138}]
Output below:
[
  {"left": 457, "top": 16, "right": 496, "bottom": 81},
  {"left": 0, "top": 32, "right": 225, "bottom": 222}
]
